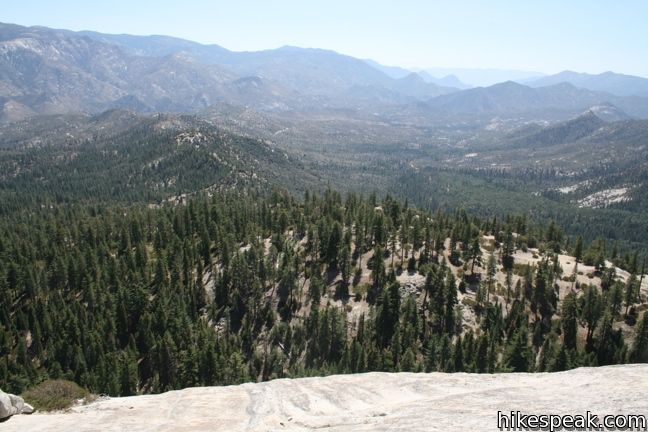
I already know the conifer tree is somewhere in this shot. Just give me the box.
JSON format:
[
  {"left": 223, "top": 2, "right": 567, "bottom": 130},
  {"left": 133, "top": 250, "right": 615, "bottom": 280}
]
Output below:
[
  {"left": 579, "top": 286, "right": 603, "bottom": 349},
  {"left": 504, "top": 326, "right": 531, "bottom": 372},
  {"left": 561, "top": 293, "right": 579, "bottom": 350},
  {"left": 630, "top": 313, "right": 648, "bottom": 363},
  {"left": 624, "top": 274, "right": 638, "bottom": 316}
]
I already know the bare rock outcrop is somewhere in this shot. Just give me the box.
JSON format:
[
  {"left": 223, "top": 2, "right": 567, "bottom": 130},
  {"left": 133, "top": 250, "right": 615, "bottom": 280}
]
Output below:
[
  {"left": 3, "top": 365, "right": 647, "bottom": 431},
  {"left": 0, "top": 389, "right": 34, "bottom": 421}
]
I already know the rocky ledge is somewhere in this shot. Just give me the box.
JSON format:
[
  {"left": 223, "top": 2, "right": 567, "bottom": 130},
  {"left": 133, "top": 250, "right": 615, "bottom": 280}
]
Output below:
[{"left": 2, "top": 365, "right": 647, "bottom": 431}]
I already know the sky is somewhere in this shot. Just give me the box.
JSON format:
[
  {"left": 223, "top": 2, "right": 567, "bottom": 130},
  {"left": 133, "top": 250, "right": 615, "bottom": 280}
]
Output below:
[{"left": 3, "top": 0, "right": 648, "bottom": 77}]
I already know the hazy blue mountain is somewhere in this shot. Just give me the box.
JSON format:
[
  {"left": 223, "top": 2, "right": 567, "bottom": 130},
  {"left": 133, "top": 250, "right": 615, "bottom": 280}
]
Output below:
[
  {"left": 4, "top": 22, "right": 647, "bottom": 127},
  {"left": 525, "top": 70, "right": 648, "bottom": 97},
  {"left": 424, "top": 81, "right": 648, "bottom": 119},
  {"left": 359, "top": 60, "right": 470, "bottom": 89},
  {"left": 0, "top": 23, "right": 462, "bottom": 123},
  {"left": 78, "top": 30, "right": 233, "bottom": 60},
  {"left": 417, "top": 71, "right": 470, "bottom": 89},
  {"left": 82, "top": 30, "right": 393, "bottom": 95},
  {"left": 390, "top": 73, "right": 457, "bottom": 98},
  {"left": 363, "top": 59, "right": 414, "bottom": 79},
  {"left": 423, "top": 68, "right": 545, "bottom": 87},
  {"left": 81, "top": 30, "right": 454, "bottom": 99},
  {"left": 222, "top": 46, "right": 395, "bottom": 95},
  {"left": 0, "top": 23, "right": 309, "bottom": 123}
]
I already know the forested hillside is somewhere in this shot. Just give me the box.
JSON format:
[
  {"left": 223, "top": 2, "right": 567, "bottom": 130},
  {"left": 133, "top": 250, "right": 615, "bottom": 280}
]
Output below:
[
  {"left": 4, "top": 109, "right": 648, "bottom": 264},
  {"left": 0, "top": 112, "right": 313, "bottom": 213},
  {"left": 1, "top": 190, "right": 646, "bottom": 396}
]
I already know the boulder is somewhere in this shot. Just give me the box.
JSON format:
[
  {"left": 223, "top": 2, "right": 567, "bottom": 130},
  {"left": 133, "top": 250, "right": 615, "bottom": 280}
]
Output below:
[
  {"left": 7, "top": 394, "right": 24, "bottom": 414},
  {"left": 399, "top": 282, "right": 421, "bottom": 298},
  {"left": 0, "top": 390, "right": 18, "bottom": 419},
  {"left": 0, "top": 389, "right": 33, "bottom": 420}
]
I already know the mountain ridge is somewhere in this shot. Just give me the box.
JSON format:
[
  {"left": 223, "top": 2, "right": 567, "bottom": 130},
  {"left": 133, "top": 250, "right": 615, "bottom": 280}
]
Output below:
[
  {"left": 0, "top": 22, "right": 460, "bottom": 124},
  {"left": 4, "top": 22, "right": 648, "bottom": 126},
  {"left": 526, "top": 70, "right": 648, "bottom": 97},
  {"left": 423, "top": 81, "right": 648, "bottom": 120}
]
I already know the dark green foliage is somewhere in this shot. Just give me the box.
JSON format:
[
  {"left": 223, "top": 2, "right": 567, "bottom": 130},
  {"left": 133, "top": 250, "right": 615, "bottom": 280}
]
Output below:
[
  {"left": 630, "top": 313, "right": 648, "bottom": 363},
  {"left": 504, "top": 326, "right": 532, "bottom": 372},
  {"left": 0, "top": 188, "right": 644, "bottom": 398},
  {"left": 561, "top": 293, "right": 579, "bottom": 350},
  {"left": 0, "top": 116, "right": 305, "bottom": 213}
]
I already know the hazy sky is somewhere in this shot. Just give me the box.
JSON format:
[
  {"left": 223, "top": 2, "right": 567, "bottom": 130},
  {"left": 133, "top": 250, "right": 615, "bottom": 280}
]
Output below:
[{"left": 3, "top": 0, "right": 648, "bottom": 76}]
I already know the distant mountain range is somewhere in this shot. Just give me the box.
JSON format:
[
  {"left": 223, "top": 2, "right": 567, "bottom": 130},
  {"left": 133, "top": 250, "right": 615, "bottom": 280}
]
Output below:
[
  {"left": 422, "top": 68, "right": 546, "bottom": 87},
  {"left": 363, "top": 60, "right": 471, "bottom": 89},
  {"left": 422, "top": 81, "right": 648, "bottom": 120},
  {"left": 81, "top": 33, "right": 459, "bottom": 100},
  {"left": 524, "top": 71, "right": 648, "bottom": 97},
  {"left": 417, "top": 71, "right": 470, "bottom": 89},
  {"left": 0, "top": 23, "right": 303, "bottom": 120},
  {"left": 0, "top": 23, "right": 456, "bottom": 123},
  {"left": 2, "top": 22, "right": 648, "bottom": 125}
]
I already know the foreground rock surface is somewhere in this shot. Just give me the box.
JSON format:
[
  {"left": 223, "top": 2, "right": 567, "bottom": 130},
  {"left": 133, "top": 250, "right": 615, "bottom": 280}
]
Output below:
[{"left": 4, "top": 365, "right": 647, "bottom": 431}]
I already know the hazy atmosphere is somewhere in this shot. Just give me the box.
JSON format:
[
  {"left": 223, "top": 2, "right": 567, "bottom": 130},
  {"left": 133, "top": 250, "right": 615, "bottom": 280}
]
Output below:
[
  {"left": 1, "top": 1, "right": 647, "bottom": 431},
  {"left": 3, "top": 0, "right": 648, "bottom": 76}
]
